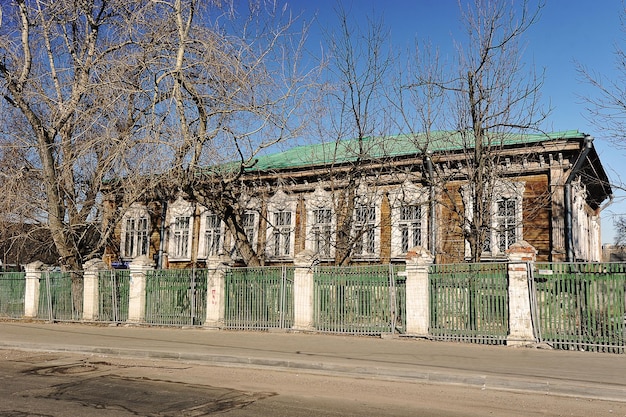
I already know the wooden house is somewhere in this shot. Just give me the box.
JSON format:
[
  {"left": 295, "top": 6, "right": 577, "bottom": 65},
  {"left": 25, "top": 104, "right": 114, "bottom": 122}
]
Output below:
[{"left": 108, "top": 130, "right": 612, "bottom": 267}]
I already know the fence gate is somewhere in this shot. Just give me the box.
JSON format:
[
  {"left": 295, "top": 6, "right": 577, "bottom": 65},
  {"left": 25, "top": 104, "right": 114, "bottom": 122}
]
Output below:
[
  {"left": 145, "top": 269, "right": 207, "bottom": 326},
  {"left": 313, "top": 265, "right": 406, "bottom": 335},
  {"left": 224, "top": 266, "right": 294, "bottom": 330},
  {"left": 98, "top": 270, "right": 130, "bottom": 322},
  {"left": 37, "top": 271, "right": 82, "bottom": 321},
  {"left": 429, "top": 263, "right": 508, "bottom": 344},
  {"left": 532, "top": 263, "right": 625, "bottom": 353}
]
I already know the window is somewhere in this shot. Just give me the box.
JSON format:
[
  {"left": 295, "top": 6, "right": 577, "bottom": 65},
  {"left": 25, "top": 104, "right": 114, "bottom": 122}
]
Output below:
[
  {"left": 461, "top": 180, "right": 524, "bottom": 258},
  {"left": 167, "top": 197, "right": 194, "bottom": 261},
  {"left": 123, "top": 216, "right": 149, "bottom": 258},
  {"left": 173, "top": 216, "right": 191, "bottom": 258},
  {"left": 273, "top": 210, "right": 292, "bottom": 257},
  {"left": 242, "top": 211, "right": 256, "bottom": 245},
  {"left": 230, "top": 210, "right": 258, "bottom": 259},
  {"left": 495, "top": 198, "right": 517, "bottom": 252},
  {"left": 399, "top": 204, "right": 422, "bottom": 253},
  {"left": 204, "top": 213, "right": 222, "bottom": 257},
  {"left": 312, "top": 208, "right": 332, "bottom": 257},
  {"left": 354, "top": 205, "right": 376, "bottom": 256},
  {"left": 389, "top": 182, "right": 429, "bottom": 258},
  {"left": 267, "top": 189, "right": 297, "bottom": 259}
]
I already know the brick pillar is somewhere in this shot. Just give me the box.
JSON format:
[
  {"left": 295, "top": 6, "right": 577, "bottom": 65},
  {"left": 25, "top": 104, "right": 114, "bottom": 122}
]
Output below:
[
  {"left": 405, "top": 246, "right": 433, "bottom": 336},
  {"left": 205, "top": 255, "right": 231, "bottom": 328},
  {"left": 127, "top": 255, "right": 154, "bottom": 323},
  {"left": 24, "top": 261, "right": 45, "bottom": 318},
  {"left": 506, "top": 240, "right": 537, "bottom": 346},
  {"left": 293, "top": 250, "right": 315, "bottom": 331},
  {"left": 82, "top": 258, "right": 106, "bottom": 321}
]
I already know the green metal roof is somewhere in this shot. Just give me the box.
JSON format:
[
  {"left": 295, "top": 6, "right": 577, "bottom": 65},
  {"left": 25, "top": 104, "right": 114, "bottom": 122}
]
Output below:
[{"left": 248, "top": 130, "right": 586, "bottom": 172}]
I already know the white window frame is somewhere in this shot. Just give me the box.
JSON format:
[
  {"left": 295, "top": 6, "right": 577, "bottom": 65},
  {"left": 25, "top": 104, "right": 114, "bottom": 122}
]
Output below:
[
  {"left": 272, "top": 210, "right": 293, "bottom": 257},
  {"left": 167, "top": 197, "right": 195, "bottom": 261},
  {"left": 353, "top": 204, "right": 377, "bottom": 257},
  {"left": 230, "top": 209, "right": 260, "bottom": 260},
  {"left": 266, "top": 189, "right": 297, "bottom": 260},
  {"left": 490, "top": 197, "right": 518, "bottom": 253},
  {"left": 350, "top": 184, "right": 381, "bottom": 261},
  {"left": 120, "top": 204, "right": 150, "bottom": 260},
  {"left": 305, "top": 187, "right": 335, "bottom": 260},
  {"left": 198, "top": 208, "right": 225, "bottom": 259},
  {"left": 311, "top": 207, "right": 333, "bottom": 258},
  {"left": 462, "top": 180, "right": 525, "bottom": 258},
  {"left": 389, "top": 182, "right": 428, "bottom": 258}
]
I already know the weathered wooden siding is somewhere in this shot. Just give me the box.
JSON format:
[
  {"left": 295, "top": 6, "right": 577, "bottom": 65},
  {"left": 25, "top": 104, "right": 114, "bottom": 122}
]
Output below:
[{"left": 521, "top": 174, "right": 552, "bottom": 262}]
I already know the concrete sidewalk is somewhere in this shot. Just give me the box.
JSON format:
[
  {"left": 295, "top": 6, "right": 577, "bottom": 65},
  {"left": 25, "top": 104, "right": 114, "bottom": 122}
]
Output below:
[{"left": 0, "top": 321, "right": 624, "bottom": 402}]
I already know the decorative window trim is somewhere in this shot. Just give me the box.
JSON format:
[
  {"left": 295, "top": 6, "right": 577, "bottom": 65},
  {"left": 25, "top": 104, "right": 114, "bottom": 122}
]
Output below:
[
  {"left": 305, "top": 187, "right": 335, "bottom": 260},
  {"left": 120, "top": 204, "right": 150, "bottom": 260},
  {"left": 461, "top": 180, "right": 525, "bottom": 259},
  {"left": 197, "top": 207, "right": 225, "bottom": 259},
  {"left": 351, "top": 187, "right": 381, "bottom": 261},
  {"left": 388, "top": 181, "right": 429, "bottom": 258},
  {"left": 266, "top": 189, "right": 297, "bottom": 260},
  {"left": 166, "top": 197, "right": 195, "bottom": 261}
]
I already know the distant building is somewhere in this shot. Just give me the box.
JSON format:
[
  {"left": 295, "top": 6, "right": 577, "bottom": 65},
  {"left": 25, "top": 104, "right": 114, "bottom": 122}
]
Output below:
[
  {"left": 106, "top": 130, "right": 612, "bottom": 267},
  {"left": 602, "top": 244, "right": 626, "bottom": 262}
]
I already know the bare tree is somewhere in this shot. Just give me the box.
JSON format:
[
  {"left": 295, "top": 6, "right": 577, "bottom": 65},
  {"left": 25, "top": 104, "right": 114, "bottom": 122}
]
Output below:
[
  {"left": 133, "top": 0, "right": 315, "bottom": 266},
  {"left": 0, "top": 0, "right": 155, "bottom": 312},
  {"left": 310, "top": 5, "right": 395, "bottom": 265},
  {"left": 578, "top": 4, "right": 626, "bottom": 149},
  {"left": 398, "top": 0, "right": 548, "bottom": 262}
]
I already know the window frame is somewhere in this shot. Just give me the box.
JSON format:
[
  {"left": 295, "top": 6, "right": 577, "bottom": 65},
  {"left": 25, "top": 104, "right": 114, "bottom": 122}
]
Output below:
[
  {"left": 198, "top": 209, "right": 225, "bottom": 259},
  {"left": 120, "top": 205, "right": 150, "bottom": 260},
  {"left": 305, "top": 187, "right": 335, "bottom": 260},
  {"left": 462, "top": 180, "right": 525, "bottom": 259},
  {"left": 166, "top": 198, "right": 195, "bottom": 262},
  {"left": 352, "top": 203, "right": 378, "bottom": 259},
  {"left": 266, "top": 189, "right": 297, "bottom": 260},
  {"left": 388, "top": 182, "right": 429, "bottom": 259}
]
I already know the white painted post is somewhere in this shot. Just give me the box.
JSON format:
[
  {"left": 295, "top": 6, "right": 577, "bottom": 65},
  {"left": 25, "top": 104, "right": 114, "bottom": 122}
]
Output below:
[
  {"left": 127, "top": 255, "right": 154, "bottom": 323},
  {"left": 205, "top": 255, "right": 231, "bottom": 328},
  {"left": 293, "top": 250, "right": 315, "bottom": 331},
  {"left": 405, "top": 246, "right": 434, "bottom": 336},
  {"left": 24, "top": 261, "right": 45, "bottom": 318},
  {"left": 82, "top": 258, "right": 106, "bottom": 321},
  {"left": 506, "top": 240, "right": 537, "bottom": 346}
]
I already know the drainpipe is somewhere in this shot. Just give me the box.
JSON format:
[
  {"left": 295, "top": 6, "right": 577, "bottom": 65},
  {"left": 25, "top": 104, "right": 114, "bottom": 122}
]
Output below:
[
  {"left": 425, "top": 154, "right": 437, "bottom": 258},
  {"left": 157, "top": 200, "right": 168, "bottom": 269},
  {"left": 564, "top": 135, "right": 593, "bottom": 262}
]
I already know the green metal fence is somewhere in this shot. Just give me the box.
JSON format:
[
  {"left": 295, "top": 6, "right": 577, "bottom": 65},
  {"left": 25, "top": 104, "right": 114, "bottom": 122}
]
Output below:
[
  {"left": 38, "top": 271, "right": 82, "bottom": 321},
  {"left": 98, "top": 270, "right": 130, "bottom": 322},
  {"left": 0, "top": 272, "right": 26, "bottom": 318},
  {"left": 145, "top": 269, "right": 207, "bottom": 326},
  {"left": 533, "top": 263, "right": 626, "bottom": 353},
  {"left": 224, "top": 266, "right": 294, "bottom": 330},
  {"left": 429, "top": 263, "right": 508, "bottom": 344},
  {"left": 313, "top": 265, "right": 406, "bottom": 335}
]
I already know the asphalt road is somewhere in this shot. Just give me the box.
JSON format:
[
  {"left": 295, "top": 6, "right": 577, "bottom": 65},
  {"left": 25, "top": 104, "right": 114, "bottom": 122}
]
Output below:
[{"left": 1, "top": 349, "right": 625, "bottom": 417}]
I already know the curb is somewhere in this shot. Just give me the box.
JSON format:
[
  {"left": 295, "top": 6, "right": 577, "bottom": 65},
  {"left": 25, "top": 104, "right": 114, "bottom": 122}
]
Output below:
[{"left": 2, "top": 341, "right": 625, "bottom": 403}]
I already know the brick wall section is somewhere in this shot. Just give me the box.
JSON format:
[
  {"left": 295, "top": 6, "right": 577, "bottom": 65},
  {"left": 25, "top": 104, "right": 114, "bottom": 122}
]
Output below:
[
  {"left": 295, "top": 197, "right": 306, "bottom": 255},
  {"left": 380, "top": 193, "right": 391, "bottom": 263}
]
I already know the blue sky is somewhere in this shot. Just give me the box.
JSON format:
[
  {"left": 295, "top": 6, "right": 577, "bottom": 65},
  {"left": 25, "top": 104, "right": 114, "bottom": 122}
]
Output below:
[{"left": 281, "top": 0, "right": 625, "bottom": 244}]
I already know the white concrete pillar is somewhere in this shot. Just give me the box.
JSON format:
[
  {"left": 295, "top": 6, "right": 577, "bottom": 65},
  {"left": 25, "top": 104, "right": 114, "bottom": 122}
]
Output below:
[
  {"left": 293, "top": 250, "right": 315, "bottom": 331},
  {"left": 127, "top": 255, "right": 154, "bottom": 323},
  {"left": 24, "top": 261, "right": 45, "bottom": 318},
  {"left": 82, "top": 258, "right": 106, "bottom": 321},
  {"left": 506, "top": 240, "right": 537, "bottom": 346},
  {"left": 405, "top": 246, "right": 434, "bottom": 336},
  {"left": 204, "top": 255, "right": 231, "bottom": 328}
]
